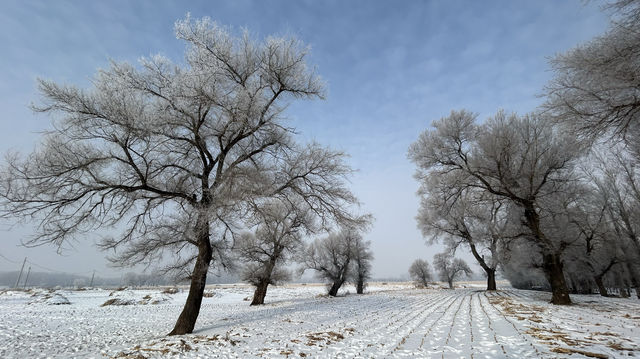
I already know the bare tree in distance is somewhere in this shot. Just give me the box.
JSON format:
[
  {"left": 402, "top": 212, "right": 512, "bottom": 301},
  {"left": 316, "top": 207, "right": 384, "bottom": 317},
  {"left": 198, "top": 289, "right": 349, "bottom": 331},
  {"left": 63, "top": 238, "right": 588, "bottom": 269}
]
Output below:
[
  {"left": 302, "top": 228, "right": 368, "bottom": 297},
  {"left": 433, "top": 252, "right": 472, "bottom": 289},
  {"left": 408, "top": 259, "right": 432, "bottom": 287},
  {"left": 409, "top": 110, "right": 584, "bottom": 304},
  {"left": 0, "top": 16, "right": 365, "bottom": 335},
  {"left": 351, "top": 236, "right": 373, "bottom": 294},
  {"left": 235, "top": 199, "right": 313, "bottom": 305}
]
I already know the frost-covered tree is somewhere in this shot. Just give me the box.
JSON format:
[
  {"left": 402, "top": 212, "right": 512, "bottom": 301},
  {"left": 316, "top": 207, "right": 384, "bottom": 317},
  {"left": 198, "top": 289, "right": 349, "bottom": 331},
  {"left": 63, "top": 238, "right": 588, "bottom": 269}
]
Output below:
[
  {"left": 416, "top": 178, "right": 504, "bottom": 291},
  {"left": 586, "top": 148, "right": 640, "bottom": 297},
  {"left": 433, "top": 252, "right": 472, "bottom": 289},
  {"left": 351, "top": 236, "right": 373, "bottom": 294},
  {"left": 303, "top": 229, "right": 362, "bottom": 296},
  {"left": 562, "top": 186, "right": 621, "bottom": 296},
  {"left": 409, "top": 110, "right": 583, "bottom": 304},
  {"left": 0, "top": 17, "right": 362, "bottom": 335},
  {"left": 408, "top": 259, "right": 432, "bottom": 287},
  {"left": 235, "top": 199, "right": 313, "bottom": 305},
  {"left": 499, "top": 239, "right": 549, "bottom": 290},
  {"left": 544, "top": 0, "right": 640, "bottom": 154}
]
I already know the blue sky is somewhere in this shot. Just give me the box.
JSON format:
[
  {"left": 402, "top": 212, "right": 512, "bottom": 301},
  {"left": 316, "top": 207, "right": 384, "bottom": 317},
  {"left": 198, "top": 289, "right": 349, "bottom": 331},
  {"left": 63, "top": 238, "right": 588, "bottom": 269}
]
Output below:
[{"left": 0, "top": 0, "right": 609, "bottom": 280}]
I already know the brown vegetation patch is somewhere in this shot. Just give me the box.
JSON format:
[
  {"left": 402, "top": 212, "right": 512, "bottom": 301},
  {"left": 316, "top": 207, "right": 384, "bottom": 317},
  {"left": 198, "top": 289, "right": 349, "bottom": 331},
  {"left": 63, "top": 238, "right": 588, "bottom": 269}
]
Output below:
[
  {"left": 280, "top": 349, "right": 294, "bottom": 356},
  {"left": 113, "top": 352, "right": 148, "bottom": 359},
  {"left": 525, "top": 327, "right": 585, "bottom": 347},
  {"left": 305, "top": 330, "right": 347, "bottom": 346},
  {"left": 550, "top": 347, "right": 608, "bottom": 358},
  {"left": 101, "top": 298, "right": 134, "bottom": 306},
  {"left": 161, "top": 287, "right": 179, "bottom": 294},
  {"left": 592, "top": 331, "right": 619, "bottom": 337},
  {"left": 114, "top": 334, "right": 244, "bottom": 358},
  {"left": 607, "top": 341, "right": 637, "bottom": 352}
]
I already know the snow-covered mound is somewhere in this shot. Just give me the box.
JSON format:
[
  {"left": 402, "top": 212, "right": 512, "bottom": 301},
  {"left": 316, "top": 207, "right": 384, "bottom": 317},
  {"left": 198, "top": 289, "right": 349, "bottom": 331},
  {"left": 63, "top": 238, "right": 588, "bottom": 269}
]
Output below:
[
  {"left": 101, "top": 289, "right": 171, "bottom": 306},
  {"left": 29, "top": 290, "right": 70, "bottom": 305}
]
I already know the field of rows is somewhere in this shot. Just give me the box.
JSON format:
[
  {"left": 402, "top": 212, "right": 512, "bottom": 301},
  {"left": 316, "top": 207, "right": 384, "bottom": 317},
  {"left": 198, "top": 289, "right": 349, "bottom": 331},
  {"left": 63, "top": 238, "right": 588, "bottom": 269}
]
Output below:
[{"left": 1, "top": 283, "right": 638, "bottom": 358}]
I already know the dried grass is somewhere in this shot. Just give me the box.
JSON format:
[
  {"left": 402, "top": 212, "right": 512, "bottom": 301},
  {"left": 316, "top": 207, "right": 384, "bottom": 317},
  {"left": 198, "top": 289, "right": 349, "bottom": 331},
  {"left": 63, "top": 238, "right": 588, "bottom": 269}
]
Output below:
[{"left": 550, "top": 347, "right": 608, "bottom": 358}]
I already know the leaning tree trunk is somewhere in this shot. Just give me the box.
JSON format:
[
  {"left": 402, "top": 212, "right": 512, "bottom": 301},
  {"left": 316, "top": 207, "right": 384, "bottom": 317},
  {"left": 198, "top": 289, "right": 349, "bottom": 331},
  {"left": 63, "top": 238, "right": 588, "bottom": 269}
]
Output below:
[
  {"left": 594, "top": 275, "right": 608, "bottom": 297},
  {"left": 251, "top": 257, "right": 278, "bottom": 305},
  {"left": 468, "top": 240, "right": 496, "bottom": 291},
  {"left": 328, "top": 279, "right": 345, "bottom": 297},
  {"left": 169, "top": 219, "right": 212, "bottom": 336},
  {"left": 541, "top": 252, "right": 572, "bottom": 305},
  {"left": 524, "top": 205, "right": 571, "bottom": 305},
  {"left": 251, "top": 280, "right": 270, "bottom": 306}
]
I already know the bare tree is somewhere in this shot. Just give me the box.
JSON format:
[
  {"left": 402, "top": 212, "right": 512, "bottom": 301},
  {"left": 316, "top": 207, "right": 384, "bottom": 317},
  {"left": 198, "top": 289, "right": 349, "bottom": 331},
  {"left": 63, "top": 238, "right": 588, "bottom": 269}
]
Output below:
[
  {"left": 544, "top": 0, "right": 640, "bottom": 153},
  {"left": 433, "top": 252, "right": 472, "bottom": 289},
  {"left": 303, "top": 229, "right": 362, "bottom": 296},
  {"left": 0, "top": 17, "right": 362, "bottom": 335},
  {"left": 409, "top": 110, "right": 583, "bottom": 304},
  {"left": 235, "top": 199, "right": 312, "bottom": 305},
  {"left": 563, "top": 185, "right": 621, "bottom": 296},
  {"left": 586, "top": 147, "right": 640, "bottom": 297},
  {"left": 416, "top": 178, "right": 505, "bottom": 291},
  {"left": 351, "top": 236, "right": 373, "bottom": 294},
  {"left": 408, "top": 259, "right": 432, "bottom": 287}
]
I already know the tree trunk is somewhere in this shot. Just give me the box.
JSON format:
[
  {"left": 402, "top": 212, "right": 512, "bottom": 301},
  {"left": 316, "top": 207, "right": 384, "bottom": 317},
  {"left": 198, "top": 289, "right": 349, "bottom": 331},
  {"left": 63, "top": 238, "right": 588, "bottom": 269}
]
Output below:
[
  {"left": 251, "top": 280, "right": 270, "bottom": 306},
  {"left": 486, "top": 268, "right": 497, "bottom": 291},
  {"left": 594, "top": 275, "right": 608, "bottom": 297},
  {"left": 328, "top": 280, "right": 344, "bottom": 296},
  {"left": 624, "top": 262, "right": 640, "bottom": 299},
  {"left": 356, "top": 277, "right": 364, "bottom": 294},
  {"left": 620, "top": 286, "right": 630, "bottom": 298},
  {"left": 523, "top": 204, "right": 571, "bottom": 304},
  {"left": 541, "top": 252, "right": 572, "bottom": 305},
  {"left": 447, "top": 279, "right": 454, "bottom": 289},
  {"left": 169, "top": 218, "right": 212, "bottom": 336},
  {"left": 467, "top": 238, "right": 497, "bottom": 291}
]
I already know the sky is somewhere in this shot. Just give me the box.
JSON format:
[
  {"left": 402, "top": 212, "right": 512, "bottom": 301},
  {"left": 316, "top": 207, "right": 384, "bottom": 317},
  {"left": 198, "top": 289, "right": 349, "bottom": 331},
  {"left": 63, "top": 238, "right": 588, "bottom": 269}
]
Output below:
[{"left": 0, "top": 0, "right": 610, "bottom": 281}]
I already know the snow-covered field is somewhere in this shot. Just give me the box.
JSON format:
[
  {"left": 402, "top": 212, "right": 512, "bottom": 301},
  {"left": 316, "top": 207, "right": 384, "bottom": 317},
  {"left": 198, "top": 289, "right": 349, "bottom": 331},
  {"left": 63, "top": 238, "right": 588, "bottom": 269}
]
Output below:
[{"left": 1, "top": 283, "right": 638, "bottom": 358}]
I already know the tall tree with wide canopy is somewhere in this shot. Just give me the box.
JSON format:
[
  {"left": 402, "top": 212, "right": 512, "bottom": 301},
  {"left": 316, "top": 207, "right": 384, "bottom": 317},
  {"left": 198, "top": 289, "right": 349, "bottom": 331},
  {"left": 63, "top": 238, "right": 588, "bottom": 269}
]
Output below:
[
  {"left": 0, "top": 17, "right": 362, "bottom": 335},
  {"left": 416, "top": 177, "right": 504, "bottom": 291},
  {"left": 409, "top": 110, "right": 584, "bottom": 304}
]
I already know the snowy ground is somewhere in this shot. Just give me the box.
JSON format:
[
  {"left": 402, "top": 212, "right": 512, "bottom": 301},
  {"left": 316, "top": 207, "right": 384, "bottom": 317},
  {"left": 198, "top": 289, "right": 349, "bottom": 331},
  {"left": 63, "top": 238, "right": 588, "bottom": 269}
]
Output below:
[{"left": 1, "top": 282, "right": 638, "bottom": 358}]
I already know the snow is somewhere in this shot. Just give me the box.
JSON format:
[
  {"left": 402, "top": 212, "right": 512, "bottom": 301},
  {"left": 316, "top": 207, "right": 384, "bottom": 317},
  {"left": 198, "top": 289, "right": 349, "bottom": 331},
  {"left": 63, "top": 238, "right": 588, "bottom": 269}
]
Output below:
[{"left": 0, "top": 283, "right": 638, "bottom": 358}]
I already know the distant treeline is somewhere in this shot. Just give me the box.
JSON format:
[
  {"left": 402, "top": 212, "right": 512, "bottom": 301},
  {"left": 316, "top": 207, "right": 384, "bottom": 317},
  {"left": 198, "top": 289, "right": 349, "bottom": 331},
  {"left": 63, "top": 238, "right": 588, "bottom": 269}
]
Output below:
[{"left": 0, "top": 270, "right": 242, "bottom": 288}]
